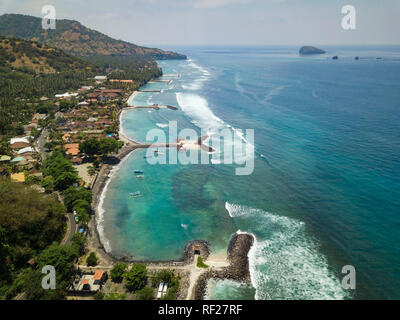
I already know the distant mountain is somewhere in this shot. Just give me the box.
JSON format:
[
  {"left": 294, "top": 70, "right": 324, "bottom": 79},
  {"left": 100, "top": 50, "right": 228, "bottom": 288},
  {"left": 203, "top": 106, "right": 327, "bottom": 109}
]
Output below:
[
  {"left": 299, "top": 46, "right": 326, "bottom": 55},
  {"left": 0, "top": 14, "right": 186, "bottom": 60}
]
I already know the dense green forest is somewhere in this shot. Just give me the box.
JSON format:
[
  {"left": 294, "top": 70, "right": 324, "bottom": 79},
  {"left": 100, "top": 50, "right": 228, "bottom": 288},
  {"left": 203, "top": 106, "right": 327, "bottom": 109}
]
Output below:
[
  {"left": 84, "top": 54, "right": 162, "bottom": 86},
  {"left": 0, "top": 181, "right": 66, "bottom": 298},
  {"left": 0, "top": 14, "right": 186, "bottom": 60}
]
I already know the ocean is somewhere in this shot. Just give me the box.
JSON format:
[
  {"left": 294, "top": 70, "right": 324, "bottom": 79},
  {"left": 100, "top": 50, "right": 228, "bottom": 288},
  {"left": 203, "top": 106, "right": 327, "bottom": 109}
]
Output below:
[{"left": 99, "top": 46, "right": 400, "bottom": 300}]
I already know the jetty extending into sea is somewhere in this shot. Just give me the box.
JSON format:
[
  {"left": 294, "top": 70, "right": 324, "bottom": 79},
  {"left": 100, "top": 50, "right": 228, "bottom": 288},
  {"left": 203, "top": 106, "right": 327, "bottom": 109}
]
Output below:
[{"left": 124, "top": 104, "right": 178, "bottom": 111}]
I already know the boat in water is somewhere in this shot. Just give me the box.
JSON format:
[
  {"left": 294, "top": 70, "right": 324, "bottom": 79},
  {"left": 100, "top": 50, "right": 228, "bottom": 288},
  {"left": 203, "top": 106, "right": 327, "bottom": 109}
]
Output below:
[
  {"left": 134, "top": 170, "right": 144, "bottom": 174},
  {"left": 129, "top": 191, "right": 141, "bottom": 198},
  {"left": 136, "top": 175, "right": 145, "bottom": 179}
]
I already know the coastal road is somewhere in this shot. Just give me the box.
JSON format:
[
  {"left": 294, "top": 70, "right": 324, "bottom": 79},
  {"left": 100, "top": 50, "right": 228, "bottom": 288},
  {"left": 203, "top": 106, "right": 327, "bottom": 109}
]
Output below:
[
  {"left": 61, "top": 213, "right": 77, "bottom": 245},
  {"left": 36, "top": 128, "right": 49, "bottom": 160}
]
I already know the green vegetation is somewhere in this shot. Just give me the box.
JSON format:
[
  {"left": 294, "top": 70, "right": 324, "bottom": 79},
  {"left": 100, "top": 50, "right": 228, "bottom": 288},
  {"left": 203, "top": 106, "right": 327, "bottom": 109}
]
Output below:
[
  {"left": 79, "top": 137, "right": 123, "bottom": 158},
  {"left": 0, "top": 36, "right": 95, "bottom": 136},
  {"left": 40, "top": 176, "right": 55, "bottom": 193},
  {"left": 0, "top": 181, "right": 65, "bottom": 280},
  {"left": 151, "top": 269, "right": 180, "bottom": 300},
  {"left": 136, "top": 287, "right": 154, "bottom": 300},
  {"left": 124, "top": 263, "right": 147, "bottom": 292},
  {"left": 85, "top": 54, "right": 162, "bottom": 88},
  {"left": 197, "top": 256, "right": 209, "bottom": 269},
  {"left": 41, "top": 150, "right": 92, "bottom": 223},
  {"left": 86, "top": 252, "right": 98, "bottom": 266},
  {"left": 93, "top": 291, "right": 105, "bottom": 300},
  {"left": 104, "top": 289, "right": 127, "bottom": 300},
  {"left": 152, "top": 269, "right": 175, "bottom": 286},
  {"left": 70, "top": 233, "right": 87, "bottom": 256},
  {"left": 0, "top": 14, "right": 186, "bottom": 59},
  {"left": 0, "top": 180, "right": 92, "bottom": 299},
  {"left": 62, "top": 186, "right": 92, "bottom": 212},
  {"left": 62, "top": 186, "right": 92, "bottom": 224},
  {"left": 161, "top": 273, "right": 181, "bottom": 301},
  {"left": 110, "top": 262, "right": 128, "bottom": 283},
  {"left": 41, "top": 151, "right": 79, "bottom": 191}
]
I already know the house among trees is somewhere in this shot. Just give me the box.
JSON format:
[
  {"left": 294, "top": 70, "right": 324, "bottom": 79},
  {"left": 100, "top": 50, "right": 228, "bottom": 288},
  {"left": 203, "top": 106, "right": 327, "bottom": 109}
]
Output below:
[
  {"left": 72, "top": 270, "right": 108, "bottom": 293},
  {"left": 10, "top": 141, "right": 30, "bottom": 150},
  {"left": 65, "top": 144, "right": 80, "bottom": 156},
  {"left": 17, "top": 147, "right": 35, "bottom": 155},
  {"left": 0, "top": 155, "right": 11, "bottom": 163},
  {"left": 10, "top": 136, "right": 30, "bottom": 144},
  {"left": 94, "top": 75, "right": 107, "bottom": 83},
  {"left": 11, "top": 172, "right": 25, "bottom": 183}
]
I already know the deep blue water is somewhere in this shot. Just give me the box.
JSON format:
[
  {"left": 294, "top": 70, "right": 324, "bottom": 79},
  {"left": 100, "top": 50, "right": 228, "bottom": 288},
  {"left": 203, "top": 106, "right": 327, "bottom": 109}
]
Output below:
[{"left": 101, "top": 46, "right": 400, "bottom": 299}]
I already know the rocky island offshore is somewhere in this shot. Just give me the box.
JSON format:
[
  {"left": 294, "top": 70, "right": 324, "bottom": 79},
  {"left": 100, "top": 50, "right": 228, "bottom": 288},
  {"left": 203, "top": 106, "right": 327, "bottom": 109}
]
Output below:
[{"left": 299, "top": 46, "right": 326, "bottom": 55}]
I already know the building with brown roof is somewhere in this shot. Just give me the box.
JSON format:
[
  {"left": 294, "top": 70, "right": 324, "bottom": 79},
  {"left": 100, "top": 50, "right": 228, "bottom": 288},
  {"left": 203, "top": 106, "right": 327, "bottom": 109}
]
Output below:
[
  {"left": 10, "top": 142, "right": 30, "bottom": 150},
  {"left": 65, "top": 144, "right": 80, "bottom": 156}
]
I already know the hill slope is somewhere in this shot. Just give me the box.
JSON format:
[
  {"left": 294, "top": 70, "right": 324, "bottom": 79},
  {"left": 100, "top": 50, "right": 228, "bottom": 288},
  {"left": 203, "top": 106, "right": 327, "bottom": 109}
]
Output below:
[
  {"left": 0, "top": 14, "right": 186, "bottom": 60},
  {"left": 0, "top": 35, "right": 162, "bottom": 135},
  {"left": 0, "top": 35, "right": 93, "bottom": 73}
]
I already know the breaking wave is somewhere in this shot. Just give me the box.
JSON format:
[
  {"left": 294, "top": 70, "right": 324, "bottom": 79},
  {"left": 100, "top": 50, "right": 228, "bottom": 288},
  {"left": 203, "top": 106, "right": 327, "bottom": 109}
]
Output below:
[{"left": 225, "top": 202, "right": 350, "bottom": 300}]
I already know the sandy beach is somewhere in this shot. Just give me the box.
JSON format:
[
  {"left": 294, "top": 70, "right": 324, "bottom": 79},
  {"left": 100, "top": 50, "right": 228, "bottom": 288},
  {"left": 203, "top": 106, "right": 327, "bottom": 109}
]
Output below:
[
  {"left": 86, "top": 87, "right": 253, "bottom": 300},
  {"left": 127, "top": 90, "right": 139, "bottom": 105}
]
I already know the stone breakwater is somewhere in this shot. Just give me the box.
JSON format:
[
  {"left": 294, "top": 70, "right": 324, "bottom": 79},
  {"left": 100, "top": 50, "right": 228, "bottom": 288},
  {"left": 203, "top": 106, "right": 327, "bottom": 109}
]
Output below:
[
  {"left": 193, "top": 233, "right": 254, "bottom": 300},
  {"left": 110, "top": 240, "right": 211, "bottom": 265}
]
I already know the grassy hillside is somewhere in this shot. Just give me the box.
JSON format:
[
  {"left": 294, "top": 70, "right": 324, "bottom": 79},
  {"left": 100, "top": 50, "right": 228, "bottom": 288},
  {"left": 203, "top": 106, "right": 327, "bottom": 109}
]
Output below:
[
  {"left": 0, "top": 36, "right": 97, "bottom": 135},
  {"left": 0, "top": 14, "right": 186, "bottom": 60},
  {"left": 0, "top": 36, "right": 93, "bottom": 73}
]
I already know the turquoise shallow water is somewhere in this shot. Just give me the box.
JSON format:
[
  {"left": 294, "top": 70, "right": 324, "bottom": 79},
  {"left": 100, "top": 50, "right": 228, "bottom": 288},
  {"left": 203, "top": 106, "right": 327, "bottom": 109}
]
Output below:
[{"left": 100, "top": 46, "right": 400, "bottom": 299}]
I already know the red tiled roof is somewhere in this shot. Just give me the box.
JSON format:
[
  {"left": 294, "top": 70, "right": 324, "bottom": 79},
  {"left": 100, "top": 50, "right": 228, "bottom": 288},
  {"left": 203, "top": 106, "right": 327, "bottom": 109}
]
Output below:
[
  {"left": 93, "top": 270, "right": 104, "bottom": 281},
  {"left": 64, "top": 143, "right": 80, "bottom": 156}
]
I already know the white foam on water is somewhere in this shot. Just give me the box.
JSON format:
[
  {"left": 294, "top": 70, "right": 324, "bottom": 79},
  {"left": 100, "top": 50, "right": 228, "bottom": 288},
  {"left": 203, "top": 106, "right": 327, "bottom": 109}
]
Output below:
[
  {"left": 183, "top": 59, "right": 211, "bottom": 91},
  {"left": 262, "top": 85, "right": 286, "bottom": 103},
  {"left": 226, "top": 202, "right": 350, "bottom": 300},
  {"left": 175, "top": 92, "right": 254, "bottom": 164},
  {"left": 205, "top": 279, "right": 254, "bottom": 300},
  {"left": 176, "top": 92, "right": 225, "bottom": 132}
]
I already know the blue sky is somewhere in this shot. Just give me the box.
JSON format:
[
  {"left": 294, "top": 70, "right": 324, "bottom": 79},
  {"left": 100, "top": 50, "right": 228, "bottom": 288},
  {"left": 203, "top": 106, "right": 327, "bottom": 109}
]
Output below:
[{"left": 0, "top": 0, "right": 399, "bottom": 47}]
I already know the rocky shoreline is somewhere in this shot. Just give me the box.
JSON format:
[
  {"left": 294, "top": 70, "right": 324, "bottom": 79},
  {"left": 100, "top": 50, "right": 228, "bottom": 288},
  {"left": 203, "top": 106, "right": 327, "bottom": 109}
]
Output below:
[{"left": 193, "top": 233, "right": 254, "bottom": 300}]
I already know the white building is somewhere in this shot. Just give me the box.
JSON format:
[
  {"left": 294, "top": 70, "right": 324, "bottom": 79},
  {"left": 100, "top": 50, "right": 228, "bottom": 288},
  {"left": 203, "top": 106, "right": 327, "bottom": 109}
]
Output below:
[
  {"left": 94, "top": 76, "right": 107, "bottom": 83},
  {"left": 55, "top": 92, "right": 79, "bottom": 98},
  {"left": 17, "top": 147, "right": 36, "bottom": 155}
]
